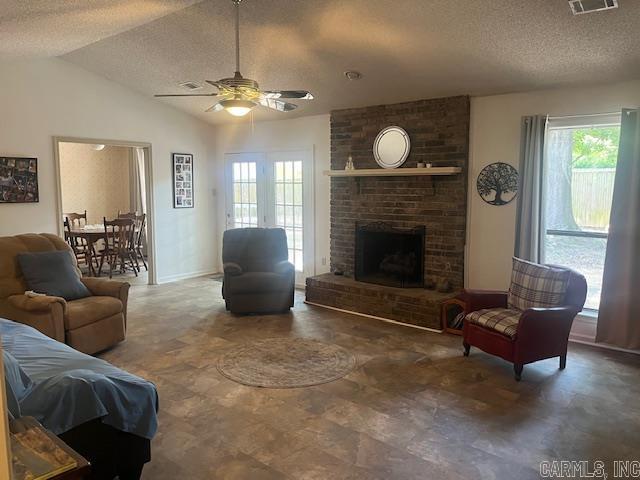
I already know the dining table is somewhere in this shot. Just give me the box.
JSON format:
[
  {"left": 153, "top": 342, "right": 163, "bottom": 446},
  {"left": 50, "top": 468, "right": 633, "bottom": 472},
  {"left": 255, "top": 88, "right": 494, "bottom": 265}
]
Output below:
[{"left": 67, "top": 226, "right": 110, "bottom": 277}]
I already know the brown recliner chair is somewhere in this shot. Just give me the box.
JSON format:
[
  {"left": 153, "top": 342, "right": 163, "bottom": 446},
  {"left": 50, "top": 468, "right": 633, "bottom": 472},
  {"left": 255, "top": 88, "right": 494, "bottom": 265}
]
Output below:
[{"left": 0, "top": 233, "right": 129, "bottom": 354}]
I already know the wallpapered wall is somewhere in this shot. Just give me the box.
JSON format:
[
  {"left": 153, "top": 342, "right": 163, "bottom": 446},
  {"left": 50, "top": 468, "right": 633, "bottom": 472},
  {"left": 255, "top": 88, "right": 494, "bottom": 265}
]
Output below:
[{"left": 59, "top": 142, "right": 131, "bottom": 224}]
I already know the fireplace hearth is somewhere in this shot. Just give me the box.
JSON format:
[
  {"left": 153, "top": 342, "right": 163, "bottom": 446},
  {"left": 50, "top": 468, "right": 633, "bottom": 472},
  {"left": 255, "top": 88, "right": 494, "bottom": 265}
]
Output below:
[{"left": 355, "top": 222, "right": 425, "bottom": 288}]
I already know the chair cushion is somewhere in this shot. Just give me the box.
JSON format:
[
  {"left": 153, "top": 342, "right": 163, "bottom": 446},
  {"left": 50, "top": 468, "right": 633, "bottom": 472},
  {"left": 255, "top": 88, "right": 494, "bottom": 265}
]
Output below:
[
  {"left": 17, "top": 250, "right": 91, "bottom": 301},
  {"left": 507, "top": 257, "right": 570, "bottom": 311},
  {"left": 65, "top": 296, "right": 123, "bottom": 330},
  {"left": 228, "top": 272, "right": 291, "bottom": 295},
  {"left": 466, "top": 308, "right": 522, "bottom": 339}
]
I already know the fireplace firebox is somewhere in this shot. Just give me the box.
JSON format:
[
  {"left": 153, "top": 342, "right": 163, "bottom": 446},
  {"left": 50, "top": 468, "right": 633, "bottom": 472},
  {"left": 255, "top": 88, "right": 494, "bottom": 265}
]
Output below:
[{"left": 355, "top": 223, "right": 425, "bottom": 288}]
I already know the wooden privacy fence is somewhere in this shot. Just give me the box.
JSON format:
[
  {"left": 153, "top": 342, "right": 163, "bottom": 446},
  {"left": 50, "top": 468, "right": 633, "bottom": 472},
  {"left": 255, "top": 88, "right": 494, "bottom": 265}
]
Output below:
[{"left": 571, "top": 168, "right": 615, "bottom": 230}]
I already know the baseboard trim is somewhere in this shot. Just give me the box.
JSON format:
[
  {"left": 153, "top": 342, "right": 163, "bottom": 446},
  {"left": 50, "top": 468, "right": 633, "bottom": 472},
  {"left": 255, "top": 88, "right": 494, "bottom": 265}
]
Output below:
[
  {"left": 303, "top": 301, "right": 444, "bottom": 333},
  {"left": 569, "top": 337, "right": 640, "bottom": 355},
  {"left": 304, "top": 301, "right": 639, "bottom": 354},
  {"left": 156, "top": 270, "right": 219, "bottom": 284}
]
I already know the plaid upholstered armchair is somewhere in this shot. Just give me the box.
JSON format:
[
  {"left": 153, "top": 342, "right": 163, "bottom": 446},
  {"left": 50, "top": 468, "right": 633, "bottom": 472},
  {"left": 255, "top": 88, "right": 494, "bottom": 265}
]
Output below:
[{"left": 462, "top": 258, "right": 587, "bottom": 381}]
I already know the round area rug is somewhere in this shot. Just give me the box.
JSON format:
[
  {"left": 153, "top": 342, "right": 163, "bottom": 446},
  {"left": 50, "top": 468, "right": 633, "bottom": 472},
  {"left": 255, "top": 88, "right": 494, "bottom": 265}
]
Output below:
[{"left": 217, "top": 338, "right": 357, "bottom": 388}]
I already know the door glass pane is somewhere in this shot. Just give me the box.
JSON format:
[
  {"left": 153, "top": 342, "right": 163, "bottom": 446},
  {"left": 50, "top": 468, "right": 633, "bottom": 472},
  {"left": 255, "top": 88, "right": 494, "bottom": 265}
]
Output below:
[
  {"left": 294, "top": 184, "right": 302, "bottom": 204},
  {"left": 231, "top": 161, "right": 258, "bottom": 228},
  {"left": 284, "top": 184, "right": 293, "bottom": 204},
  {"left": 543, "top": 124, "right": 620, "bottom": 310},
  {"left": 285, "top": 205, "right": 294, "bottom": 225},
  {"left": 294, "top": 206, "right": 303, "bottom": 227},
  {"left": 274, "top": 160, "right": 304, "bottom": 272},
  {"left": 276, "top": 205, "right": 285, "bottom": 225},
  {"left": 276, "top": 184, "right": 284, "bottom": 204}
]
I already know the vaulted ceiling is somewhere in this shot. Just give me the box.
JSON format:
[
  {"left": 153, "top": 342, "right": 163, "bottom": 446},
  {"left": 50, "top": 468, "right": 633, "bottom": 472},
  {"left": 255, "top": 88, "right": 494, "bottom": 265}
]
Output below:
[{"left": 3, "top": 0, "right": 640, "bottom": 124}]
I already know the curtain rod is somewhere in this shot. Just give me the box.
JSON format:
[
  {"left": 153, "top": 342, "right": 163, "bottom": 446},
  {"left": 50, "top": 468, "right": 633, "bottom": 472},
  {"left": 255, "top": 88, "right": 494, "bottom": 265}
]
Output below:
[{"left": 547, "top": 111, "right": 621, "bottom": 120}]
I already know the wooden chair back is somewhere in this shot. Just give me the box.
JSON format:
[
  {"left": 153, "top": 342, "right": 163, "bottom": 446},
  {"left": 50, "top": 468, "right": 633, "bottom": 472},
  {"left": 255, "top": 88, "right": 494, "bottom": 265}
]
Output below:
[
  {"left": 64, "top": 211, "right": 88, "bottom": 228},
  {"left": 118, "top": 211, "right": 146, "bottom": 246},
  {"left": 103, "top": 217, "right": 136, "bottom": 252},
  {"left": 63, "top": 217, "right": 74, "bottom": 247}
]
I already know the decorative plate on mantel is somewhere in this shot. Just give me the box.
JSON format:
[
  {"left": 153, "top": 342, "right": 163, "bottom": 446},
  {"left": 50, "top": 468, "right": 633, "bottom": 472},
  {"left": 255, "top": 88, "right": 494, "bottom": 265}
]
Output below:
[{"left": 373, "top": 126, "right": 411, "bottom": 168}]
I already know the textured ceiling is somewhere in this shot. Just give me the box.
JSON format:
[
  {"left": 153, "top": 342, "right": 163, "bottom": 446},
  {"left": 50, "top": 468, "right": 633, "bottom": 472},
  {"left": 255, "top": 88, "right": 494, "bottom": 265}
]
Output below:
[
  {"left": 6, "top": 0, "right": 640, "bottom": 124},
  {"left": 0, "top": 0, "right": 202, "bottom": 57}
]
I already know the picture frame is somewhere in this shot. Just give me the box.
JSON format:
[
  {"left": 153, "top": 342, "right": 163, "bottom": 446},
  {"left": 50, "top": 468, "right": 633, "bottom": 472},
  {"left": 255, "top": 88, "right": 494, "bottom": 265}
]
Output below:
[
  {"left": 476, "top": 162, "right": 518, "bottom": 206},
  {"left": 172, "top": 153, "right": 194, "bottom": 208},
  {"left": 0, "top": 157, "right": 39, "bottom": 204}
]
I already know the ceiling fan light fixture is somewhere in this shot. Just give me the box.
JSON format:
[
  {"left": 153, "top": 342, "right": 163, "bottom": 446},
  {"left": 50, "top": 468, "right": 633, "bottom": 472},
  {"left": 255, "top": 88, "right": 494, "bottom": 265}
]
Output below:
[{"left": 220, "top": 98, "right": 256, "bottom": 117}]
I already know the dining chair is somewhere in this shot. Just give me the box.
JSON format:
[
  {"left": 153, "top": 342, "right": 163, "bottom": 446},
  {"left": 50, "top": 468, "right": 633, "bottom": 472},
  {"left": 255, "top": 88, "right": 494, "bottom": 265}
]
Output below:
[
  {"left": 98, "top": 218, "right": 138, "bottom": 278},
  {"left": 64, "top": 211, "right": 88, "bottom": 228},
  {"left": 63, "top": 212, "right": 97, "bottom": 271},
  {"left": 118, "top": 211, "right": 148, "bottom": 272}
]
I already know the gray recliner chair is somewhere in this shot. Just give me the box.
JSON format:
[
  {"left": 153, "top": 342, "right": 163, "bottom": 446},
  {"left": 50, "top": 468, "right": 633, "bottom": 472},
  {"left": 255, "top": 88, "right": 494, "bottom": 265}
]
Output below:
[{"left": 222, "top": 228, "right": 295, "bottom": 314}]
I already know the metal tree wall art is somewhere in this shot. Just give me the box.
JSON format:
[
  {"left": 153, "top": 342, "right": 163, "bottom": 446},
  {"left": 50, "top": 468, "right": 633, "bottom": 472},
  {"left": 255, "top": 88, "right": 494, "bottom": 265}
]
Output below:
[{"left": 476, "top": 162, "right": 518, "bottom": 205}]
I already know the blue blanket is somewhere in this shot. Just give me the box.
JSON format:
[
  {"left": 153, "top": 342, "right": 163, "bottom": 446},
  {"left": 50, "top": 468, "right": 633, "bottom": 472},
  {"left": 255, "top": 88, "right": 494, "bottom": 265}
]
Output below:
[{"left": 1, "top": 319, "right": 158, "bottom": 439}]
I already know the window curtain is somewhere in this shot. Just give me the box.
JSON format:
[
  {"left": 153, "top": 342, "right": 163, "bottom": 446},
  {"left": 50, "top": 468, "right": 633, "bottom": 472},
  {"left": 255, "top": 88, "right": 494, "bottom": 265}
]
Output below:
[
  {"left": 129, "top": 147, "right": 148, "bottom": 254},
  {"left": 596, "top": 109, "right": 640, "bottom": 350},
  {"left": 129, "top": 148, "right": 146, "bottom": 215},
  {"left": 514, "top": 115, "right": 547, "bottom": 262}
]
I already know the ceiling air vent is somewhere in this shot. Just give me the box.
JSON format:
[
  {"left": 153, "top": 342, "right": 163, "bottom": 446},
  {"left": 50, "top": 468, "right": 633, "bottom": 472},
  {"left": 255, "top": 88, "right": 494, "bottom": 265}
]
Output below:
[
  {"left": 178, "top": 81, "right": 203, "bottom": 91},
  {"left": 569, "top": 0, "right": 618, "bottom": 15}
]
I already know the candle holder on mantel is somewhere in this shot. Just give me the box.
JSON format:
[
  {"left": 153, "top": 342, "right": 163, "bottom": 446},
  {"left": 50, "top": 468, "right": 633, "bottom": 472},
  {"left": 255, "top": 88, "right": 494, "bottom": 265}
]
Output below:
[{"left": 345, "top": 155, "right": 355, "bottom": 171}]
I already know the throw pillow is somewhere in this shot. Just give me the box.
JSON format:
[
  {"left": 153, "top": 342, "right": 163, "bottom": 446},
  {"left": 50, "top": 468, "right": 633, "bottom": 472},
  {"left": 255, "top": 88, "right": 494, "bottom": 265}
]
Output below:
[
  {"left": 17, "top": 250, "right": 91, "bottom": 301},
  {"left": 508, "top": 257, "right": 570, "bottom": 311}
]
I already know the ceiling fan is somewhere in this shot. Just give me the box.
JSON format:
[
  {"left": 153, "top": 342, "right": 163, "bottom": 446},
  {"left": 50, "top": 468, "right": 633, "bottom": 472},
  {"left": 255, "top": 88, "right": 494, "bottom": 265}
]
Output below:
[{"left": 155, "top": 0, "right": 313, "bottom": 117}]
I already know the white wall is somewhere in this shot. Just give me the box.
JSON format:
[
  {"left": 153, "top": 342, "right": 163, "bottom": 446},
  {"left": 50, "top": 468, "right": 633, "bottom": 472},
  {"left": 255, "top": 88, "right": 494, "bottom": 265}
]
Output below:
[
  {"left": 0, "top": 58, "right": 218, "bottom": 283},
  {"left": 214, "top": 114, "right": 331, "bottom": 276},
  {"left": 467, "top": 79, "right": 640, "bottom": 290}
]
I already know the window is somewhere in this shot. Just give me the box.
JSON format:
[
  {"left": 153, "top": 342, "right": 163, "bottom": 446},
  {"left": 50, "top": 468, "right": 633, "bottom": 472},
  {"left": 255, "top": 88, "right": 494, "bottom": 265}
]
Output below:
[
  {"left": 542, "top": 114, "right": 621, "bottom": 310},
  {"left": 274, "top": 160, "right": 304, "bottom": 271},
  {"left": 231, "top": 161, "right": 258, "bottom": 228}
]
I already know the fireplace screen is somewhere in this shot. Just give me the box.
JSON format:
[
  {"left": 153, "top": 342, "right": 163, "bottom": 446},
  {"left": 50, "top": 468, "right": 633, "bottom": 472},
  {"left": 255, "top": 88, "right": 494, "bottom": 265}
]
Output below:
[{"left": 355, "top": 223, "right": 425, "bottom": 288}]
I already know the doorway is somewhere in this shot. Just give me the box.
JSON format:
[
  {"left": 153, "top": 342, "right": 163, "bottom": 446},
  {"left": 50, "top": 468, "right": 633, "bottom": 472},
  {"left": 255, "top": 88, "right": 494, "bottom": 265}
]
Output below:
[
  {"left": 224, "top": 150, "right": 315, "bottom": 284},
  {"left": 53, "top": 138, "right": 156, "bottom": 285}
]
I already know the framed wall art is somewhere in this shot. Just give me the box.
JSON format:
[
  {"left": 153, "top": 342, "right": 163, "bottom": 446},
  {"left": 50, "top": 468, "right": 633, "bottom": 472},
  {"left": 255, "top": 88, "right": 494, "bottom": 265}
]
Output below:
[
  {"left": 476, "top": 162, "right": 518, "bottom": 206},
  {"left": 0, "top": 157, "right": 39, "bottom": 203},
  {"left": 172, "top": 153, "right": 193, "bottom": 208}
]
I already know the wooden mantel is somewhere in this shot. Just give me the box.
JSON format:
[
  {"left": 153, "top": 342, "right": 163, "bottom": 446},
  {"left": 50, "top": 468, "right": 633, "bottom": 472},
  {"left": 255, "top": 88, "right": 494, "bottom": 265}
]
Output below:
[{"left": 323, "top": 167, "right": 462, "bottom": 177}]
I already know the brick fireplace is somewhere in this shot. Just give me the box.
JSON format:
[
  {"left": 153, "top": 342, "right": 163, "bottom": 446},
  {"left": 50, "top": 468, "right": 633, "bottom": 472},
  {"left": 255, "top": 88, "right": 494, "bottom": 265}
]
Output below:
[{"left": 306, "top": 95, "right": 470, "bottom": 330}]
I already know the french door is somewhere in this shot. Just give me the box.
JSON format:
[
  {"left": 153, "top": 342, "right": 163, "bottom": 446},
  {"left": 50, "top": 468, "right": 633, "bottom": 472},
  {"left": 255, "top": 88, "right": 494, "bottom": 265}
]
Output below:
[{"left": 225, "top": 150, "right": 314, "bottom": 283}]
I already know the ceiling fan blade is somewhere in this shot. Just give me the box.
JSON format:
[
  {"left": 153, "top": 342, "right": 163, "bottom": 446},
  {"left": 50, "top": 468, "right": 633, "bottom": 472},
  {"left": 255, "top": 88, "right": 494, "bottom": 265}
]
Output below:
[
  {"left": 154, "top": 93, "right": 218, "bottom": 97},
  {"left": 205, "top": 80, "right": 223, "bottom": 89},
  {"left": 259, "top": 98, "right": 298, "bottom": 112},
  {"left": 205, "top": 103, "right": 225, "bottom": 113},
  {"left": 262, "top": 90, "right": 313, "bottom": 100}
]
